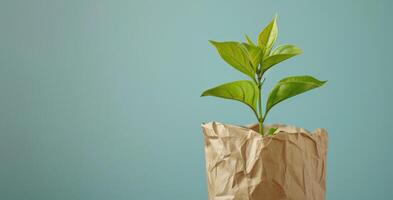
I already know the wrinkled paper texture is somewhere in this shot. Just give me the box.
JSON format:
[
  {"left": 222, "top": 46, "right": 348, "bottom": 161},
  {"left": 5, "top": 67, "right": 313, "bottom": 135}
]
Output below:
[{"left": 201, "top": 122, "right": 328, "bottom": 200}]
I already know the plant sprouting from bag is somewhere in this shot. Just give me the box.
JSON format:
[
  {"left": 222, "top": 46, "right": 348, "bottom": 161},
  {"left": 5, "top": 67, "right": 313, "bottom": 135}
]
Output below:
[{"left": 201, "top": 15, "right": 326, "bottom": 136}]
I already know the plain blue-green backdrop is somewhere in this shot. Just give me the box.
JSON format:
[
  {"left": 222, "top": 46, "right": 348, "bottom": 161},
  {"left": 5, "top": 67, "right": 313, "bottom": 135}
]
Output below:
[{"left": 1, "top": 0, "right": 392, "bottom": 199}]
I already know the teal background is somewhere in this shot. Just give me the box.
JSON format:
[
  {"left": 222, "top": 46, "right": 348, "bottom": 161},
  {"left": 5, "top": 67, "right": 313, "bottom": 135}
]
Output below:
[{"left": 1, "top": 0, "right": 392, "bottom": 199}]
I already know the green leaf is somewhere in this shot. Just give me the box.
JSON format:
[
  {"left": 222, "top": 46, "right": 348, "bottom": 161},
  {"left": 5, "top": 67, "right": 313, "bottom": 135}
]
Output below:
[
  {"left": 262, "top": 44, "right": 303, "bottom": 73},
  {"left": 267, "top": 127, "right": 278, "bottom": 136},
  {"left": 244, "top": 34, "right": 256, "bottom": 46},
  {"left": 209, "top": 41, "right": 255, "bottom": 79},
  {"left": 243, "top": 43, "right": 263, "bottom": 71},
  {"left": 201, "top": 80, "right": 259, "bottom": 114},
  {"left": 266, "top": 76, "right": 326, "bottom": 114},
  {"left": 258, "top": 15, "right": 278, "bottom": 58}
]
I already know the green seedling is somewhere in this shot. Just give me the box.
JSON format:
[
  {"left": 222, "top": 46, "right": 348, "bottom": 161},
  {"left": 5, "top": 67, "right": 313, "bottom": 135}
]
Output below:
[{"left": 201, "top": 15, "right": 326, "bottom": 136}]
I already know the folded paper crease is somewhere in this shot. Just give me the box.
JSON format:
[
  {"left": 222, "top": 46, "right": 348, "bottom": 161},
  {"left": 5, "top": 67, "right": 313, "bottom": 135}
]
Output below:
[{"left": 201, "top": 122, "right": 328, "bottom": 200}]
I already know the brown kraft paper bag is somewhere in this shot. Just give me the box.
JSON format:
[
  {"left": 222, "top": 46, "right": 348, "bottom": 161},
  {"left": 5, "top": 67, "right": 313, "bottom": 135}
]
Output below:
[{"left": 201, "top": 122, "right": 328, "bottom": 200}]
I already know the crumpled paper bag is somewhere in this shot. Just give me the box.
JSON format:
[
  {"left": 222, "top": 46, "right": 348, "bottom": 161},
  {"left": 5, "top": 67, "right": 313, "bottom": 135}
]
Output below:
[{"left": 201, "top": 122, "right": 328, "bottom": 200}]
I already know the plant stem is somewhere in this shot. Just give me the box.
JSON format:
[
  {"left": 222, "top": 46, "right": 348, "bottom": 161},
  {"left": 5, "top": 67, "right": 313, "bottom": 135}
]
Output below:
[{"left": 257, "top": 78, "right": 264, "bottom": 136}]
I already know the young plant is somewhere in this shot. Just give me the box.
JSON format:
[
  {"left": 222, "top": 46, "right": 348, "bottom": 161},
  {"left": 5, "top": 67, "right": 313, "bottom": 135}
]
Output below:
[{"left": 201, "top": 15, "right": 326, "bottom": 136}]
